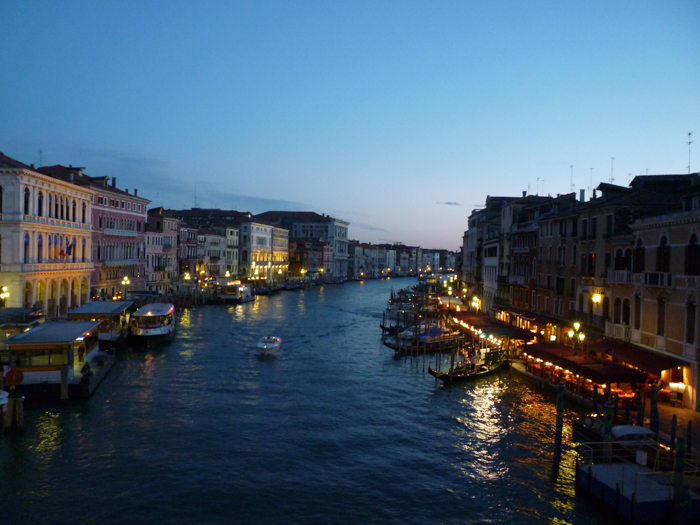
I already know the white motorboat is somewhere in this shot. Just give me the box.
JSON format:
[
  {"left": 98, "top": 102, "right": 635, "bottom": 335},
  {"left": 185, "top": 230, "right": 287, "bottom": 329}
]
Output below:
[
  {"left": 129, "top": 303, "right": 176, "bottom": 339},
  {"left": 258, "top": 336, "right": 281, "bottom": 355}
]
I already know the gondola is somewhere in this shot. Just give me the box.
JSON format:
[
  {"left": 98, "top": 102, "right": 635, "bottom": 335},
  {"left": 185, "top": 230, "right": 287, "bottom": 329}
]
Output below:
[{"left": 428, "top": 359, "right": 509, "bottom": 383}]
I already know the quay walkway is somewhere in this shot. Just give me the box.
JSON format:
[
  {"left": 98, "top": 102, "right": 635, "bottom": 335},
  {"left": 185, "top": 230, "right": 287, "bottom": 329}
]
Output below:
[{"left": 511, "top": 360, "right": 700, "bottom": 452}]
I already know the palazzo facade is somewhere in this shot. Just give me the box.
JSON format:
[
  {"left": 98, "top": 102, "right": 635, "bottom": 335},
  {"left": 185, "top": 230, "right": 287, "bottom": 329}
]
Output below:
[{"left": 0, "top": 153, "right": 93, "bottom": 317}]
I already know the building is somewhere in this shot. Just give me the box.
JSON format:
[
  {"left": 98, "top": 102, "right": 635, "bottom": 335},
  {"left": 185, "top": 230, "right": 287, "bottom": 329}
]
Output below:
[
  {"left": 255, "top": 211, "right": 349, "bottom": 278},
  {"left": 38, "top": 166, "right": 150, "bottom": 300},
  {"left": 0, "top": 153, "right": 94, "bottom": 316},
  {"left": 145, "top": 207, "right": 180, "bottom": 293}
]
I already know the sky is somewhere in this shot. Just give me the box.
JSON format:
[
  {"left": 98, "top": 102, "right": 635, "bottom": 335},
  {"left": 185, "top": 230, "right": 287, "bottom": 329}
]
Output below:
[{"left": 1, "top": 1, "right": 698, "bottom": 251}]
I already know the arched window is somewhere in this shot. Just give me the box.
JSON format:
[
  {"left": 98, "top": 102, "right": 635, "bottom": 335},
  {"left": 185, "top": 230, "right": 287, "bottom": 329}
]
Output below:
[
  {"left": 613, "top": 297, "right": 622, "bottom": 324},
  {"left": 37, "top": 191, "right": 44, "bottom": 217},
  {"left": 686, "top": 297, "right": 696, "bottom": 344},
  {"left": 24, "top": 188, "right": 30, "bottom": 215},
  {"left": 82, "top": 238, "right": 86, "bottom": 262},
  {"left": 685, "top": 234, "right": 700, "bottom": 276},
  {"left": 633, "top": 239, "right": 645, "bottom": 273},
  {"left": 37, "top": 234, "right": 43, "bottom": 263},
  {"left": 622, "top": 298, "right": 631, "bottom": 326},
  {"left": 656, "top": 236, "right": 670, "bottom": 272},
  {"left": 24, "top": 233, "right": 30, "bottom": 263},
  {"left": 614, "top": 249, "right": 624, "bottom": 270},
  {"left": 60, "top": 197, "right": 64, "bottom": 220},
  {"left": 623, "top": 248, "right": 632, "bottom": 271},
  {"left": 72, "top": 200, "right": 77, "bottom": 222},
  {"left": 657, "top": 297, "right": 666, "bottom": 336},
  {"left": 54, "top": 194, "right": 59, "bottom": 218},
  {"left": 82, "top": 202, "right": 87, "bottom": 223}
]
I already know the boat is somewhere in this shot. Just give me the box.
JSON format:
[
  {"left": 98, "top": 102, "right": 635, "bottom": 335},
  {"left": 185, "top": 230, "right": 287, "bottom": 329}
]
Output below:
[
  {"left": 258, "top": 335, "right": 281, "bottom": 356},
  {"left": 129, "top": 303, "right": 176, "bottom": 340},
  {"left": 428, "top": 359, "right": 509, "bottom": 383},
  {"left": 219, "top": 282, "right": 255, "bottom": 304}
]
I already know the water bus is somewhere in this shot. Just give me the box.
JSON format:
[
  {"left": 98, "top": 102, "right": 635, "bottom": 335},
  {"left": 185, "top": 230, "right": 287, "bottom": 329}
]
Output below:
[{"left": 129, "top": 303, "right": 176, "bottom": 340}]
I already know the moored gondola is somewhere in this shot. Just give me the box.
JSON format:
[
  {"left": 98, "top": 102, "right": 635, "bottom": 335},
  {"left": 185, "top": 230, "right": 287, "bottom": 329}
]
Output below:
[{"left": 428, "top": 359, "right": 509, "bottom": 383}]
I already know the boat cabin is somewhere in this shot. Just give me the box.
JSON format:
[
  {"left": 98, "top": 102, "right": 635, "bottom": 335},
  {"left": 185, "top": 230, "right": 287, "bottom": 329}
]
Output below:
[
  {"left": 0, "top": 321, "right": 101, "bottom": 387},
  {"left": 68, "top": 301, "right": 133, "bottom": 348}
]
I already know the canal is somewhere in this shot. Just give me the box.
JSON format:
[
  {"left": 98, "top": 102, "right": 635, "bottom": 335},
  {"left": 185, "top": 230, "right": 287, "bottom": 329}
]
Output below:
[{"left": 1, "top": 278, "right": 617, "bottom": 524}]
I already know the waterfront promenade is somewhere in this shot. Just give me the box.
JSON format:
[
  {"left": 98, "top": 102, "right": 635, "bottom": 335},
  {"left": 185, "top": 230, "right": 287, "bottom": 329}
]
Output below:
[{"left": 511, "top": 360, "right": 700, "bottom": 451}]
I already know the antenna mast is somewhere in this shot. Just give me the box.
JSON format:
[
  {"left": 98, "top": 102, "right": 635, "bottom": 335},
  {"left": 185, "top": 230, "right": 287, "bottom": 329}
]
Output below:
[
  {"left": 688, "top": 132, "right": 693, "bottom": 174},
  {"left": 610, "top": 157, "right": 615, "bottom": 183},
  {"left": 570, "top": 165, "right": 574, "bottom": 192}
]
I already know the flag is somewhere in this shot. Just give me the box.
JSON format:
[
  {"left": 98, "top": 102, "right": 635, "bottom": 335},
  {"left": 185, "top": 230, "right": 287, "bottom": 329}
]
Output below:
[{"left": 67, "top": 239, "right": 76, "bottom": 255}]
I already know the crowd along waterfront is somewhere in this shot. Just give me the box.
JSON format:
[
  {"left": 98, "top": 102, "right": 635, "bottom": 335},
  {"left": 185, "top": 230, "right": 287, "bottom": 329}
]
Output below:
[{"left": 2, "top": 278, "right": 621, "bottom": 524}]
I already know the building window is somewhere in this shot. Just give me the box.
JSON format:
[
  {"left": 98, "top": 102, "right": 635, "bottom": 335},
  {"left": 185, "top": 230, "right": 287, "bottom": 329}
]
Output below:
[
  {"left": 685, "top": 234, "right": 700, "bottom": 276},
  {"left": 72, "top": 201, "right": 77, "bottom": 222},
  {"left": 634, "top": 294, "right": 641, "bottom": 330},
  {"left": 656, "top": 236, "right": 670, "bottom": 273},
  {"left": 24, "top": 233, "right": 30, "bottom": 263},
  {"left": 657, "top": 297, "right": 666, "bottom": 336},
  {"left": 24, "top": 188, "right": 30, "bottom": 215},
  {"left": 37, "top": 234, "right": 43, "bottom": 263},
  {"left": 633, "top": 239, "right": 645, "bottom": 273},
  {"left": 614, "top": 297, "right": 622, "bottom": 324},
  {"left": 622, "top": 298, "right": 630, "bottom": 326},
  {"left": 82, "top": 203, "right": 87, "bottom": 223},
  {"left": 37, "top": 191, "right": 43, "bottom": 217}
]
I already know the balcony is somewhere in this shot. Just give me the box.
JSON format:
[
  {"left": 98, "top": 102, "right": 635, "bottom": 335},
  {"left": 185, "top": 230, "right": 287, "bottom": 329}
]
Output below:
[
  {"left": 644, "top": 272, "right": 673, "bottom": 287},
  {"left": 16, "top": 261, "right": 95, "bottom": 272},
  {"left": 5, "top": 213, "right": 93, "bottom": 231},
  {"left": 104, "top": 228, "right": 137, "bottom": 237},
  {"left": 605, "top": 321, "right": 630, "bottom": 340},
  {"left": 606, "top": 269, "right": 631, "bottom": 284},
  {"left": 105, "top": 259, "right": 141, "bottom": 267}
]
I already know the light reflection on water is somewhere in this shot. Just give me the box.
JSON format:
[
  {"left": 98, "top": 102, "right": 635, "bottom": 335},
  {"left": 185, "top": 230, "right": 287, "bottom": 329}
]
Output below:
[{"left": 1, "top": 279, "right": 619, "bottom": 525}]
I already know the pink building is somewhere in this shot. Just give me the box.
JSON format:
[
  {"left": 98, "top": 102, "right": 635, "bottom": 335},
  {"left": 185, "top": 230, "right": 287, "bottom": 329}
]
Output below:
[{"left": 38, "top": 166, "right": 150, "bottom": 299}]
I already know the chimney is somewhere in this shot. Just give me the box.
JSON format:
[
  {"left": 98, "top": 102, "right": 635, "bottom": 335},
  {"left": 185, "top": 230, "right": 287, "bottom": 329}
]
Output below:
[
  {"left": 68, "top": 171, "right": 74, "bottom": 183},
  {"left": 112, "top": 177, "right": 117, "bottom": 187},
  {"left": 134, "top": 189, "right": 138, "bottom": 196},
  {"left": 125, "top": 189, "right": 129, "bottom": 194},
  {"left": 579, "top": 189, "right": 585, "bottom": 202},
  {"left": 522, "top": 190, "right": 526, "bottom": 197}
]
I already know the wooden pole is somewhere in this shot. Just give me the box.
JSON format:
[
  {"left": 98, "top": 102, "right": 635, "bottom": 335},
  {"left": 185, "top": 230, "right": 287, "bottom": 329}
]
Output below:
[{"left": 60, "top": 365, "right": 69, "bottom": 401}]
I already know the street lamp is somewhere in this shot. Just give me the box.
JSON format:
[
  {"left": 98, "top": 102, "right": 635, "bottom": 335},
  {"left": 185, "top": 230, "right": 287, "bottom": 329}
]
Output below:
[
  {"left": 568, "top": 322, "right": 585, "bottom": 355},
  {"left": 301, "top": 268, "right": 305, "bottom": 283},
  {"left": 121, "top": 276, "right": 130, "bottom": 300},
  {"left": 0, "top": 286, "right": 9, "bottom": 306}
]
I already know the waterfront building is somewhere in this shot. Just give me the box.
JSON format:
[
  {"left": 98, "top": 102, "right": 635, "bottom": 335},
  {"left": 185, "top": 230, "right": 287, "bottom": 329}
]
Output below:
[
  {"left": 255, "top": 211, "right": 349, "bottom": 278},
  {"left": 209, "top": 221, "right": 239, "bottom": 278},
  {"left": 289, "top": 239, "right": 331, "bottom": 282},
  {"left": 145, "top": 207, "right": 180, "bottom": 293},
  {"left": 462, "top": 173, "right": 700, "bottom": 411},
  {"left": 201, "top": 227, "right": 226, "bottom": 278},
  {"left": 38, "top": 166, "right": 150, "bottom": 300},
  {"left": 178, "top": 223, "right": 199, "bottom": 278},
  {"left": 0, "top": 153, "right": 93, "bottom": 315}
]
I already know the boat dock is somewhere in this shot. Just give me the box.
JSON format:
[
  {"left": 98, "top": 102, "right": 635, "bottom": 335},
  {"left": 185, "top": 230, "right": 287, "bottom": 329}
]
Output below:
[{"left": 575, "top": 444, "right": 700, "bottom": 523}]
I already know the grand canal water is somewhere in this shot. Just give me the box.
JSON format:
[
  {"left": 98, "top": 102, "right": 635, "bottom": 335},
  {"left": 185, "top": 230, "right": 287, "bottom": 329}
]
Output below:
[{"left": 1, "top": 278, "right": 619, "bottom": 524}]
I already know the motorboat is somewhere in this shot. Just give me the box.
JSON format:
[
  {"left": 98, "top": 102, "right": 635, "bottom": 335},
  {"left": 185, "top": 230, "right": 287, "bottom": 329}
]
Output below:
[
  {"left": 219, "top": 282, "right": 255, "bottom": 304},
  {"left": 129, "top": 303, "right": 176, "bottom": 339},
  {"left": 258, "top": 336, "right": 281, "bottom": 356}
]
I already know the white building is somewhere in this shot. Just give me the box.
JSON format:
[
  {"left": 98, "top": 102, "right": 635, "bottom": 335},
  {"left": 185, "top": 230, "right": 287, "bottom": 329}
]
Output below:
[{"left": 0, "top": 152, "right": 94, "bottom": 315}]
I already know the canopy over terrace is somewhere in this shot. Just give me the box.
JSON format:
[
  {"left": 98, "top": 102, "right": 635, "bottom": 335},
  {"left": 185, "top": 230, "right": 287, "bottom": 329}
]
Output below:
[
  {"left": 588, "top": 338, "right": 689, "bottom": 376},
  {"left": 522, "top": 342, "right": 647, "bottom": 384},
  {"left": 451, "top": 311, "right": 536, "bottom": 342}
]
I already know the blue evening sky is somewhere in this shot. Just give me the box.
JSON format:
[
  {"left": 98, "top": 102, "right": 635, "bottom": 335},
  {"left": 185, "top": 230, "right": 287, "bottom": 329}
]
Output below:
[{"left": 1, "top": 1, "right": 698, "bottom": 250}]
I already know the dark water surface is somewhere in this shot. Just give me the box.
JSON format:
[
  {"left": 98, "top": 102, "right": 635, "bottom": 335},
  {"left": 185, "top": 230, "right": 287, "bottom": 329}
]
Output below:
[{"left": 2, "top": 279, "right": 617, "bottom": 524}]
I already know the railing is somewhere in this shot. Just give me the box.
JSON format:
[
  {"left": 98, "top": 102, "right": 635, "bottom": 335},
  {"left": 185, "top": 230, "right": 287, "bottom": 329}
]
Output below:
[
  {"left": 644, "top": 272, "right": 673, "bottom": 286},
  {"left": 104, "top": 228, "right": 137, "bottom": 237},
  {"left": 6, "top": 213, "right": 93, "bottom": 230},
  {"left": 607, "top": 269, "right": 631, "bottom": 284},
  {"left": 105, "top": 259, "right": 141, "bottom": 267},
  {"left": 605, "top": 321, "right": 630, "bottom": 340},
  {"left": 17, "top": 261, "right": 94, "bottom": 272}
]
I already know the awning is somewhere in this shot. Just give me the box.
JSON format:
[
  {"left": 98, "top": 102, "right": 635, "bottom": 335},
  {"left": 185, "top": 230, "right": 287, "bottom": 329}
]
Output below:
[
  {"left": 451, "top": 312, "right": 536, "bottom": 341},
  {"left": 589, "top": 338, "right": 689, "bottom": 376},
  {"left": 522, "top": 342, "right": 648, "bottom": 384}
]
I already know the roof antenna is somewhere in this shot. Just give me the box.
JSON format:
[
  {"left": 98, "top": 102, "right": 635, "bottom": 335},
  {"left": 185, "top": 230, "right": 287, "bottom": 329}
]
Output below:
[
  {"left": 570, "top": 165, "right": 574, "bottom": 192},
  {"left": 688, "top": 132, "right": 693, "bottom": 174},
  {"left": 610, "top": 157, "right": 615, "bottom": 183}
]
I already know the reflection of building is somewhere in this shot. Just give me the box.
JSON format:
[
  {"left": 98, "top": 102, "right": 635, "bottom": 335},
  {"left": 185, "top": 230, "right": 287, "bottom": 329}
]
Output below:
[
  {"left": 0, "top": 153, "right": 94, "bottom": 316},
  {"left": 38, "top": 165, "right": 150, "bottom": 300}
]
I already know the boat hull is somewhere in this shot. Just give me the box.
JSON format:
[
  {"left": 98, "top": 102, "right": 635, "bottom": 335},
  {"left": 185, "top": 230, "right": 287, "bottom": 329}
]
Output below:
[{"left": 428, "top": 361, "right": 509, "bottom": 383}]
